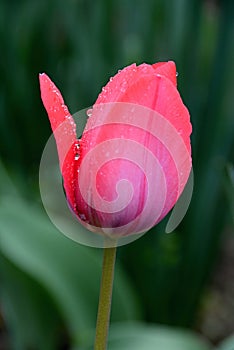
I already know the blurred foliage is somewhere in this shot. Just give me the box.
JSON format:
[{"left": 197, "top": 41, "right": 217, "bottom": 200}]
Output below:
[
  {"left": 0, "top": 0, "right": 234, "bottom": 349},
  {"left": 0, "top": 161, "right": 140, "bottom": 349},
  {"left": 215, "top": 336, "right": 234, "bottom": 350},
  {"left": 89, "top": 323, "right": 212, "bottom": 350}
]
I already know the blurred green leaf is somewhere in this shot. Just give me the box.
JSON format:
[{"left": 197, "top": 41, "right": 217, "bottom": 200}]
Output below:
[
  {"left": 82, "top": 323, "right": 211, "bottom": 350},
  {"left": 216, "top": 336, "right": 234, "bottom": 350},
  {"left": 0, "top": 254, "right": 65, "bottom": 350},
  {"left": 0, "top": 194, "right": 140, "bottom": 346}
]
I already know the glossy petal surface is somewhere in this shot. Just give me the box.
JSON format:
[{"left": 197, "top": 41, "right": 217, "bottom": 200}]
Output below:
[{"left": 39, "top": 61, "right": 192, "bottom": 237}]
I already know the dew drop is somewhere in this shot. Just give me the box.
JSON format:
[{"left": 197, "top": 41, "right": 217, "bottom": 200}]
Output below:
[
  {"left": 87, "top": 108, "right": 92, "bottom": 117},
  {"left": 176, "top": 71, "right": 179, "bottom": 77},
  {"left": 120, "top": 81, "right": 127, "bottom": 92},
  {"left": 79, "top": 213, "right": 86, "bottom": 221}
]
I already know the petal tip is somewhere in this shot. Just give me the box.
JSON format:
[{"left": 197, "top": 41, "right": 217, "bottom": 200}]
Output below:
[
  {"left": 39, "top": 73, "right": 49, "bottom": 89},
  {"left": 152, "top": 60, "right": 177, "bottom": 86}
]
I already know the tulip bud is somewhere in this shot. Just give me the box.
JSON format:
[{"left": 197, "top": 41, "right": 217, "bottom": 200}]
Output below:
[{"left": 39, "top": 61, "right": 192, "bottom": 240}]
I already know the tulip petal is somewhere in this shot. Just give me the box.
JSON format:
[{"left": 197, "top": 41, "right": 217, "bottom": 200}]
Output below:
[
  {"left": 95, "top": 61, "right": 177, "bottom": 105},
  {"left": 95, "top": 63, "right": 191, "bottom": 153},
  {"left": 125, "top": 75, "right": 191, "bottom": 152},
  {"left": 152, "top": 75, "right": 191, "bottom": 153},
  {"left": 152, "top": 61, "right": 177, "bottom": 86},
  {"left": 81, "top": 100, "right": 191, "bottom": 233},
  {"left": 39, "top": 73, "right": 76, "bottom": 136},
  {"left": 39, "top": 73, "right": 79, "bottom": 214}
]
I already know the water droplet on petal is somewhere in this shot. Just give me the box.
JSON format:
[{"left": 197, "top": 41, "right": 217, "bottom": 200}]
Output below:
[
  {"left": 79, "top": 213, "right": 86, "bottom": 221},
  {"left": 87, "top": 108, "right": 92, "bottom": 117},
  {"left": 176, "top": 71, "right": 179, "bottom": 77}
]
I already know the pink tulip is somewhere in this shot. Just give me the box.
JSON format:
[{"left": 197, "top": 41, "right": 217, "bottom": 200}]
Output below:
[{"left": 39, "top": 61, "right": 192, "bottom": 237}]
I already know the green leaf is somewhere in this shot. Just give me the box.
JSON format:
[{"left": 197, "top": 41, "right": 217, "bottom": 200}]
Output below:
[
  {"left": 0, "top": 254, "right": 64, "bottom": 350},
  {"left": 0, "top": 195, "right": 140, "bottom": 346},
  {"left": 82, "top": 322, "right": 211, "bottom": 350},
  {"left": 216, "top": 336, "right": 234, "bottom": 350},
  {"left": 107, "top": 323, "right": 211, "bottom": 350}
]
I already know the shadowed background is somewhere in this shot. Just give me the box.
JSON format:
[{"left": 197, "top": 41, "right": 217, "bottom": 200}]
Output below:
[{"left": 0, "top": 0, "right": 233, "bottom": 349}]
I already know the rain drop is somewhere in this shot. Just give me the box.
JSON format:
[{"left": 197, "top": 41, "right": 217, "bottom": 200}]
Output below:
[
  {"left": 87, "top": 108, "right": 92, "bottom": 117},
  {"left": 79, "top": 213, "right": 86, "bottom": 221},
  {"left": 176, "top": 71, "right": 179, "bottom": 77}
]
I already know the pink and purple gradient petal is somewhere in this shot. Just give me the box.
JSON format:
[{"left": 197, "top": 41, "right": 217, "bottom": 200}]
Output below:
[{"left": 39, "top": 61, "right": 192, "bottom": 237}]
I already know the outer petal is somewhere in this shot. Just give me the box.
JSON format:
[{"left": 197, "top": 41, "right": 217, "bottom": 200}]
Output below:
[
  {"left": 95, "top": 62, "right": 191, "bottom": 152},
  {"left": 39, "top": 74, "right": 76, "bottom": 137},
  {"left": 96, "top": 61, "right": 177, "bottom": 104},
  {"left": 79, "top": 101, "right": 191, "bottom": 235},
  {"left": 39, "top": 73, "right": 79, "bottom": 213},
  {"left": 151, "top": 75, "right": 191, "bottom": 153},
  {"left": 77, "top": 61, "right": 192, "bottom": 234},
  {"left": 152, "top": 61, "right": 177, "bottom": 86}
]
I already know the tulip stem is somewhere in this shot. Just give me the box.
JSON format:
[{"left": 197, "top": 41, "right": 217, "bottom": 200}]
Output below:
[{"left": 94, "top": 245, "right": 117, "bottom": 350}]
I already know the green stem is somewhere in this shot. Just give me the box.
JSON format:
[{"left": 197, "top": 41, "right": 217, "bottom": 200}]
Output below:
[{"left": 94, "top": 245, "right": 117, "bottom": 350}]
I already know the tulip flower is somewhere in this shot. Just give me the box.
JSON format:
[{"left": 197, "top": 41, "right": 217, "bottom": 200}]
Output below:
[
  {"left": 39, "top": 61, "right": 192, "bottom": 350},
  {"left": 39, "top": 61, "right": 192, "bottom": 239}
]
